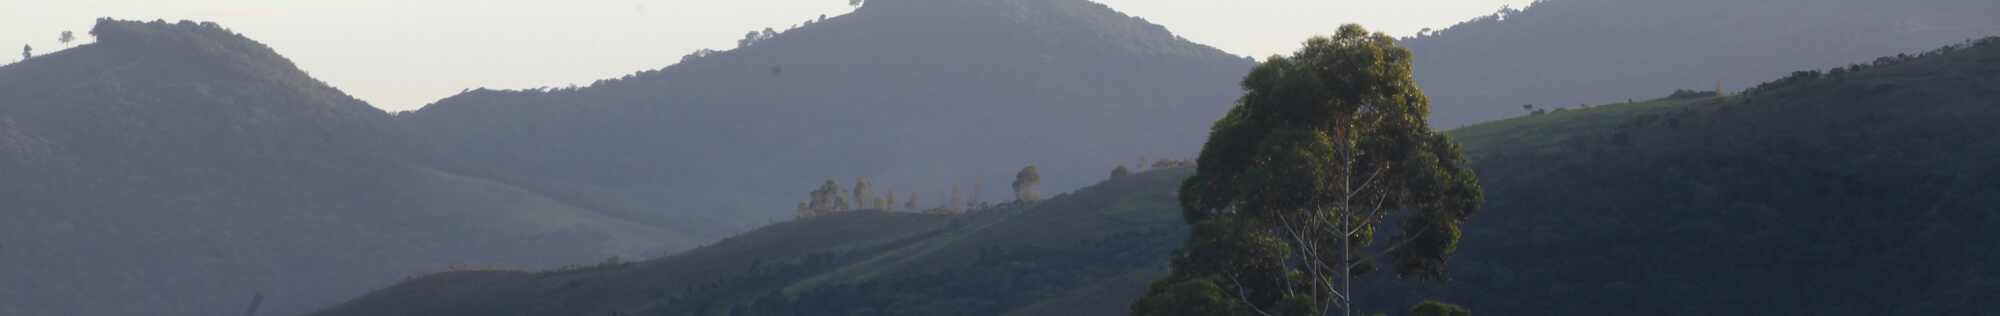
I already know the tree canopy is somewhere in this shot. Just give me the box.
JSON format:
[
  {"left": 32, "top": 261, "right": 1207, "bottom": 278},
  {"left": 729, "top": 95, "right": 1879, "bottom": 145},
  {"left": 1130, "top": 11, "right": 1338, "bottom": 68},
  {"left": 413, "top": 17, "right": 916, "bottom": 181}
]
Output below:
[
  {"left": 1132, "top": 24, "right": 1481, "bottom": 316},
  {"left": 1013, "top": 165, "right": 1042, "bottom": 202}
]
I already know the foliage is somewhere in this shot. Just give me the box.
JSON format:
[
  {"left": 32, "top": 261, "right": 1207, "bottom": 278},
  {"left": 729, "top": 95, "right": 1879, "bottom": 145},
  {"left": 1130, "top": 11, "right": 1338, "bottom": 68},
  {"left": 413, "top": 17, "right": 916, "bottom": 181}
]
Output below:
[
  {"left": 1405, "top": 301, "right": 1467, "bottom": 316},
  {"left": 803, "top": 179, "right": 854, "bottom": 217},
  {"left": 1013, "top": 165, "right": 1042, "bottom": 202},
  {"left": 1140, "top": 24, "right": 1480, "bottom": 316},
  {"left": 1128, "top": 279, "right": 1246, "bottom": 316}
]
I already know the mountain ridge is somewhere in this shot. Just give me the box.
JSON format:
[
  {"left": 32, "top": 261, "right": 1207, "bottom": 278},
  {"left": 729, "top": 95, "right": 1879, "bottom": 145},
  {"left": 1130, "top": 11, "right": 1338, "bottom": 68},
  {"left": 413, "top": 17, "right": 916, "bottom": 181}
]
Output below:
[
  {"left": 397, "top": 0, "right": 1255, "bottom": 239},
  {"left": 1403, "top": 0, "right": 2000, "bottom": 127},
  {"left": 0, "top": 19, "right": 692, "bottom": 316}
]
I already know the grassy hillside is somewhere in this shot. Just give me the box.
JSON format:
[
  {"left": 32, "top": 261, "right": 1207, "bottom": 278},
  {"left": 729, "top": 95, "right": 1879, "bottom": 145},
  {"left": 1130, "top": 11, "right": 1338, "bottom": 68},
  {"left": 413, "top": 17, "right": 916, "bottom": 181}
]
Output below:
[
  {"left": 394, "top": 0, "right": 1254, "bottom": 240},
  {"left": 309, "top": 167, "right": 1193, "bottom": 316},
  {"left": 0, "top": 19, "right": 691, "bottom": 316},
  {"left": 1405, "top": 0, "right": 2000, "bottom": 127}
]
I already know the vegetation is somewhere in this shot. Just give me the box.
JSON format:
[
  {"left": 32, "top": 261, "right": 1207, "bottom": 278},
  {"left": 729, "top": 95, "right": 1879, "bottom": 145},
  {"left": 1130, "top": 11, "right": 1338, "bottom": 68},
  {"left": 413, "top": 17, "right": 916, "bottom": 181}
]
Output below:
[
  {"left": 1133, "top": 25, "right": 1480, "bottom": 316},
  {"left": 1347, "top": 36, "right": 2000, "bottom": 315},
  {"left": 1014, "top": 165, "right": 1043, "bottom": 202},
  {"left": 309, "top": 167, "right": 1198, "bottom": 316}
]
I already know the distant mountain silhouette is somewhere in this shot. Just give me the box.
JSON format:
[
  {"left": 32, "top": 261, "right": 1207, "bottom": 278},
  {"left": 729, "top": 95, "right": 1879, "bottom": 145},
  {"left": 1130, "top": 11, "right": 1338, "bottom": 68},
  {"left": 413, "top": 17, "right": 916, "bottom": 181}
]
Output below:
[
  {"left": 1404, "top": 0, "right": 2000, "bottom": 127},
  {"left": 397, "top": 0, "right": 1255, "bottom": 238},
  {"left": 0, "top": 19, "right": 689, "bottom": 316}
]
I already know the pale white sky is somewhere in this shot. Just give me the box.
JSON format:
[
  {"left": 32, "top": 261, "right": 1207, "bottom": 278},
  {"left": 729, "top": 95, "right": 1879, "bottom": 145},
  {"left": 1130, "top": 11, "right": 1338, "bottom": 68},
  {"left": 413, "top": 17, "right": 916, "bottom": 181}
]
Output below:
[{"left": 3, "top": 0, "right": 1532, "bottom": 112}]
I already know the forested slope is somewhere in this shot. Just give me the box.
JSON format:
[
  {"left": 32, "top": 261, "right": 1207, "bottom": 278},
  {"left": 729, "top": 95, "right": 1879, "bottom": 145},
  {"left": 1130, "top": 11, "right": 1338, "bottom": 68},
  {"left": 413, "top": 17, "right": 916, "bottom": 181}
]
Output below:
[{"left": 0, "top": 19, "right": 692, "bottom": 316}]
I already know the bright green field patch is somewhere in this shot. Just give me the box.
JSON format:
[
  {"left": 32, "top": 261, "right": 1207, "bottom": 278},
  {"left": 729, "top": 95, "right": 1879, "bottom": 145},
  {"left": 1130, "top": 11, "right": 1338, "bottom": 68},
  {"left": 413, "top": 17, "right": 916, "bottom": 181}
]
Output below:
[
  {"left": 1448, "top": 96, "right": 1718, "bottom": 156},
  {"left": 1100, "top": 184, "right": 1179, "bottom": 223},
  {"left": 401, "top": 165, "right": 699, "bottom": 256},
  {"left": 784, "top": 209, "right": 1022, "bottom": 292}
]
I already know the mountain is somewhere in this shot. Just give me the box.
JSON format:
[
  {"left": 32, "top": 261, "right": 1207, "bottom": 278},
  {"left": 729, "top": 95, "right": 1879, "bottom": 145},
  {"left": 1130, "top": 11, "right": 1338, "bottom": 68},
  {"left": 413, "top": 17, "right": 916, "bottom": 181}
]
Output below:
[
  {"left": 1404, "top": 0, "right": 2000, "bottom": 127},
  {"left": 319, "top": 35, "right": 2000, "bottom": 315},
  {"left": 309, "top": 167, "right": 1194, "bottom": 316},
  {"left": 0, "top": 19, "right": 694, "bottom": 316},
  {"left": 393, "top": 0, "right": 1256, "bottom": 239}
]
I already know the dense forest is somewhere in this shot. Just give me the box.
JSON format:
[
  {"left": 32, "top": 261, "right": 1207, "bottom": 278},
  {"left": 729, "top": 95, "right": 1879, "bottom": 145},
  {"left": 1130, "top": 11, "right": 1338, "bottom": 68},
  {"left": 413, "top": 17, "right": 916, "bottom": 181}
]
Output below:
[{"left": 1403, "top": 0, "right": 2000, "bottom": 127}]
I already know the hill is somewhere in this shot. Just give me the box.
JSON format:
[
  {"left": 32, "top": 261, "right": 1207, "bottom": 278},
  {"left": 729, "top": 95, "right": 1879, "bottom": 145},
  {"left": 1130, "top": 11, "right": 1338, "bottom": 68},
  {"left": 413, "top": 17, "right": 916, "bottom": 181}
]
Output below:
[
  {"left": 1404, "top": 0, "right": 2000, "bottom": 127},
  {"left": 1350, "top": 35, "right": 2000, "bottom": 314},
  {"left": 309, "top": 167, "right": 1195, "bottom": 316},
  {"left": 320, "top": 35, "right": 2000, "bottom": 315},
  {"left": 0, "top": 19, "right": 694, "bottom": 316},
  {"left": 393, "top": 0, "right": 1255, "bottom": 239}
]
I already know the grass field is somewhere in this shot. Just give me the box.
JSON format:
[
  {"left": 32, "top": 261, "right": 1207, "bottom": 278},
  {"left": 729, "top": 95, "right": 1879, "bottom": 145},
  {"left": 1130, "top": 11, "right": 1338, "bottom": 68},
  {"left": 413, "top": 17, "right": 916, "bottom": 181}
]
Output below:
[{"left": 1447, "top": 96, "right": 1721, "bottom": 156}]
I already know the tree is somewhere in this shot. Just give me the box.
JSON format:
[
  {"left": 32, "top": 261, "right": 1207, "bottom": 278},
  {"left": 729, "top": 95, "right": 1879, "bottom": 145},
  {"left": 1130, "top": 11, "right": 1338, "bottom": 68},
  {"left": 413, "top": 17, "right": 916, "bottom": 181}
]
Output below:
[
  {"left": 1138, "top": 155, "right": 1150, "bottom": 171},
  {"left": 58, "top": 31, "right": 74, "bottom": 48},
  {"left": 1407, "top": 301, "right": 1469, "bottom": 316},
  {"left": 849, "top": 0, "right": 864, "bottom": 8},
  {"left": 1128, "top": 278, "right": 1246, "bottom": 316},
  {"left": 1013, "top": 165, "right": 1042, "bottom": 202},
  {"left": 1112, "top": 165, "right": 1132, "bottom": 179},
  {"left": 969, "top": 181, "right": 982, "bottom": 210},
  {"left": 1131, "top": 24, "right": 1482, "bottom": 316},
  {"left": 20, "top": 45, "right": 29, "bottom": 60},
  {"left": 885, "top": 190, "right": 898, "bottom": 211},
  {"left": 853, "top": 178, "right": 876, "bottom": 209},
  {"left": 801, "top": 179, "right": 852, "bottom": 217},
  {"left": 906, "top": 190, "right": 920, "bottom": 211},
  {"left": 948, "top": 185, "right": 964, "bottom": 212}
]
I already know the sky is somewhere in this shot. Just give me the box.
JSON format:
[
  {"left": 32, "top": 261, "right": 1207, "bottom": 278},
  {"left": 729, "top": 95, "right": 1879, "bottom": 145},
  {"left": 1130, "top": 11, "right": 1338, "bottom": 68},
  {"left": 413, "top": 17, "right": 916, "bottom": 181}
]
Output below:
[{"left": 2, "top": 0, "right": 1535, "bottom": 112}]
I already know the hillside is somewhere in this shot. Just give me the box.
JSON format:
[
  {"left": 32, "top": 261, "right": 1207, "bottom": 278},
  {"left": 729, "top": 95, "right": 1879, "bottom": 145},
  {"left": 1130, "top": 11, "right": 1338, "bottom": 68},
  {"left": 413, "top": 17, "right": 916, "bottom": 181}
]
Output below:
[
  {"left": 320, "top": 35, "right": 2000, "bottom": 316},
  {"left": 0, "top": 19, "right": 694, "bottom": 316},
  {"left": 1350, "top": 36, "right": 2000, "bottom": 314},
  {"left": 394, "top": 0, "right": 1255, "bottom": 239},
  {"left": 309, "top": 167, "right": 1194, "bottom": 316},
  {"left": 1404, "top": 0, "right": 2000, "bottom": 127}
]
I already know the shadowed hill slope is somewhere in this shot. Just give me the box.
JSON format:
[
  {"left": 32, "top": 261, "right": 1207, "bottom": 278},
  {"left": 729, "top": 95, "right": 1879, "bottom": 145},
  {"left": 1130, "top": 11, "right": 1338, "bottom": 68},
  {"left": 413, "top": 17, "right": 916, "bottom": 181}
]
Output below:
[
  {"left": 1405, "top": 0, "right": 2000, "bottom": 128},
  {"left": 0, "top": 19, "right": 693, "bottom": 316},
  {"left": 394, "top": 0, "right": 1254, "bottom": 239},
  {"left": 1352, "top": 36, "right": 2000, "bottom": 315},
  {"left": 309, "top": 167, "right": 1193, "bottom": 316}
]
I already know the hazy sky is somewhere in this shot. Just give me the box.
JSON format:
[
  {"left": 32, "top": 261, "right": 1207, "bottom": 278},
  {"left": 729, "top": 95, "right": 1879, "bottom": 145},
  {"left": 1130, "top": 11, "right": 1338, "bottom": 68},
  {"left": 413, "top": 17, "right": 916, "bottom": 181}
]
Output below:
[{"left": 3, "top": 0, "right": 1533, "bottom": 112}]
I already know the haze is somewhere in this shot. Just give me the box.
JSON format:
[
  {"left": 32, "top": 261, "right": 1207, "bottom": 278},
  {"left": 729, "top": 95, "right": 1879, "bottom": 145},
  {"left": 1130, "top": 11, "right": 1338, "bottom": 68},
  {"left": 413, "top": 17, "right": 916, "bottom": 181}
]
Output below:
[{"left": 1, "top": 0, "right": 1532, "bottom": 112}]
